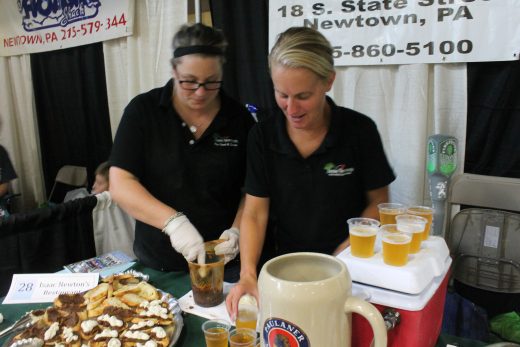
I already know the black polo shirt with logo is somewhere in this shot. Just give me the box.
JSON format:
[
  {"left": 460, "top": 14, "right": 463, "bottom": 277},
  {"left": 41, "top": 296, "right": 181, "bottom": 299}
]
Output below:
[
  {"left": 0, "top": 145, "right": 17, "bottom": 185},
  {"left": 245, "top": 97, "right": 395, "bottom": 255},
  {"left": 110, "top": 79, "right": 254, "bottom": 271}
]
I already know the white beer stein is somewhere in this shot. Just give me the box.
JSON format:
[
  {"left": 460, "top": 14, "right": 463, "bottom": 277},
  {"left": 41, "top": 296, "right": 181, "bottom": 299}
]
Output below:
[{"left": 258, "top": 252, "right": 387, "bottom": 347}]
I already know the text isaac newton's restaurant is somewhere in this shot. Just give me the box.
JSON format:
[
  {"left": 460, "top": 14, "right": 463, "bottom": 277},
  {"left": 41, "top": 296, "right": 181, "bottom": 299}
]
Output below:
[{"left": 1, "top": 1, "right": 520, "bottom": 347}]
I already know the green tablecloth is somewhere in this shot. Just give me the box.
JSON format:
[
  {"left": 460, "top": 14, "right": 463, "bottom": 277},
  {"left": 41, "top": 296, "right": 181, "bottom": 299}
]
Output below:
[{"left": 0, "top": 264, "right": 491, "bottom": 347}]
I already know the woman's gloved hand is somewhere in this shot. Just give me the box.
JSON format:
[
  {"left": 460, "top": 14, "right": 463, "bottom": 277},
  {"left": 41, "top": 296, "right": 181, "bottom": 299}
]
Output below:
[
  {"left": 163, "top": 214, "right": 205, "bottom": 264},
  {"left": 214, "top": 227, "right": 240, "bottom": 264}
]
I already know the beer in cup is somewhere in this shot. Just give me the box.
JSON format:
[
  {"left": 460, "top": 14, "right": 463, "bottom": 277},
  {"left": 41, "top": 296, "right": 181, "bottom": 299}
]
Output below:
[
  {"left": 347, "top": 218, "right": 380, "bottom": 258},
  {"left": 381, "top": 227, "right": 412, "bottom": 267},
  {"left": 229, "top": 328, "right": 256, "bottom": 347},
  {"left": 202, "top": 319, "right": 231, "bottom": 347},
  {"left": 236, "top": 294, "right": 258, "bottom": 331},
  {"left": 395, "top": 214, "right": 427, "bottom": 253},
  {"left": 377, "top": 203, "right": 407, "bottom": 225},
  {"left": 406, "top": 206, "right": 434, "bottom": 240}
]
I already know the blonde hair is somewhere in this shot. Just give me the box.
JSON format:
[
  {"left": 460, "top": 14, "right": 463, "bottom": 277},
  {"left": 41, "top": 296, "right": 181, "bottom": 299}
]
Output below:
[{"left": 269, "top": 27, "right": 334, "bottom": 81}]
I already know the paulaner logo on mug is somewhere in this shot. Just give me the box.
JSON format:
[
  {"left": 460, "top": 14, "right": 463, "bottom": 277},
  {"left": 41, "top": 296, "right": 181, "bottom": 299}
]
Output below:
[{"left": 263, "top": 317, "right": 310, "bottom": 347}]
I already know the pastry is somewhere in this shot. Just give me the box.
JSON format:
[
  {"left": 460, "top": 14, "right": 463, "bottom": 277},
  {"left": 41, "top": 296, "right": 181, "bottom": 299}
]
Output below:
[{"left": 10, "top": 276, "right": 176, "bottom": 347}]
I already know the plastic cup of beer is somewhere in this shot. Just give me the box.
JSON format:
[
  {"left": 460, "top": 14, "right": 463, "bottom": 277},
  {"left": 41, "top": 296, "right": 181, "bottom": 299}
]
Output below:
[
  {"left": 406, "top": 206, "right": 434, "bottom": 240},
  {"left": 229, "top": 328, "right": 257, "bottom": 347},
  {"left": 395, "top": 214, "right": 427, "bottom": 254},
  {"left": 202, "top": 319, "right": 231, "bottom": 347},
  {"left": 377, "top": 203, "right": 407, "bottom": 225},
  {"left": 236, "top": 294, "right": 258, "bottom": 331},
  {"left": 347, "top": 218, "right": 380, "bottom": 258},
  {"left": 189, "top": 241, "right": 225, "bottom": 307},
  {"left": 382, "top": 227, "right": 412, "bottom": 266}
]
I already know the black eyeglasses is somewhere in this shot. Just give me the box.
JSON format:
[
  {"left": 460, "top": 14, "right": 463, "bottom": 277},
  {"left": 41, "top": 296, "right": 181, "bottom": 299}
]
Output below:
[{"left": 178, "top": 80, "right": 223, "bottom": 91}]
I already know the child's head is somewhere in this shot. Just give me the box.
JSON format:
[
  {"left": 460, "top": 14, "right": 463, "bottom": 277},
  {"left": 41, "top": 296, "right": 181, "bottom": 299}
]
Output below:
[{"left": 92, "top": 161, "right": 110, "bottom": 194}]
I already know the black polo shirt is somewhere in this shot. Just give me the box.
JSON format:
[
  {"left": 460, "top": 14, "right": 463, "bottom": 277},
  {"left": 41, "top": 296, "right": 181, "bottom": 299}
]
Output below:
[
  {"left": 0, "top": 145, "right": 17, "bottom": 184},
  {"left": 245, "top": 97, "right": 395, "bottom": 255},
  {"left": 110, "top": 79, "right": 254, "bottom": 271}
]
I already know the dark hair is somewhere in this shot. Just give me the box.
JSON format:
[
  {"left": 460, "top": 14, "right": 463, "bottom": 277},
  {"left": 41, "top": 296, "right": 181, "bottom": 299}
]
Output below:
[
  {"left": 171, "top": 23, "right": 227, "bottom": 67},
  {"left": 95, "top": 161, "right": 110, "bottom": 180}
]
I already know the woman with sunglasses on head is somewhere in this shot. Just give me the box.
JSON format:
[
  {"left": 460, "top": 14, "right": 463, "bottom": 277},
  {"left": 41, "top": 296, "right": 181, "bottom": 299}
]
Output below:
[{"left": 109, "top": 23, "right": 254, "bottom": 277}]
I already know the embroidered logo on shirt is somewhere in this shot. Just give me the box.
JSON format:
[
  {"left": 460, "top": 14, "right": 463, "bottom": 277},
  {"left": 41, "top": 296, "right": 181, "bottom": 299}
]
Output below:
[
  {"left": 323, "top": 162, "right": 354, "bottom": 176},
  {"left": 213, "top": 134, "right": 239, "bottom": 147}
]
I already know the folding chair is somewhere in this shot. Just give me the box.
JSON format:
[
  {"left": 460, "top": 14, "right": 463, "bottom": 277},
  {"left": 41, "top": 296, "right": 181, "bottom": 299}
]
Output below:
[
  {"left": 445, "top": 173, "right": 520, "bottom": 317},
  {"left": 48, "top": 165, "right": 88, "bottom": 203}
]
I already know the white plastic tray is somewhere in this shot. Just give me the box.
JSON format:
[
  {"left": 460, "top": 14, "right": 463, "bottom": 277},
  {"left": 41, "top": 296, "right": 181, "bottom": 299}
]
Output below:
[
  {"left": 351, "top": 258, "right": 451, "bottom": 311},
  {"left": 336, "top": 236, "right": 451, "bottom": 295}
]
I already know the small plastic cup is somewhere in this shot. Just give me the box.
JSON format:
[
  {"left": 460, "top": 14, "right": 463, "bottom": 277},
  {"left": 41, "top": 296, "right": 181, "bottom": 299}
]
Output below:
[
  {"left": 229, "top": 328, "right": 257, "bottom": 347},
  {"left": 377, "top": 203, "right": 407, "bottom": 225},
  {"left": 236, "top": 294, "right": 258, "bottom": 331},
  {"left": 395, "top": 214, "right": 427, "bottom": 253},
  {"left": 381, "top": 228, "right": 412, "bottom": 267},
  {"left": 379, "top": 224, "right": 399, "bottom": 233},
  {"left": 407, "top": 206, "right": 434, "bottom": 240},
  {"left": 347, "top": 218, "right": 380, "bottom": 258},
  {"left": 202, "top": 319, "right": 231, "bottom": 347}
]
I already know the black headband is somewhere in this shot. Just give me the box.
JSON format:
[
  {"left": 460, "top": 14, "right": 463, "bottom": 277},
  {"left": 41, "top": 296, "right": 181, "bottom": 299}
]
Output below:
[{"left": 173, "top": 45, "right": 224, "bottom": 58}]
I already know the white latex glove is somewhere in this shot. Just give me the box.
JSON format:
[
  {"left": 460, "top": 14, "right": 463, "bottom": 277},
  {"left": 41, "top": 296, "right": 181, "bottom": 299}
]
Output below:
[
  {"left": 214, "top": 227, "right": 240, "bottom": 264},
  {"left": 163, "top": 215, "right": 205, "bottom": 264},
  {"left": 94, "top": 191, "right": 112, "bottom": 211}
]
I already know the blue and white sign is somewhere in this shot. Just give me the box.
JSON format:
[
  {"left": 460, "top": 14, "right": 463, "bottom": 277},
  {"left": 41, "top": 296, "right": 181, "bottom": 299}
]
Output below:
[{"left": 0, "top": 0, "right": 134, "bottom": 56}]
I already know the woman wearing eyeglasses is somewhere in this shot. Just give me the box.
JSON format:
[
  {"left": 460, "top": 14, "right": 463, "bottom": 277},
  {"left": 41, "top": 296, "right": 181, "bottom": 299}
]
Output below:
[{"left": 109, "top": 23, "right": 254, "bottom": 276}]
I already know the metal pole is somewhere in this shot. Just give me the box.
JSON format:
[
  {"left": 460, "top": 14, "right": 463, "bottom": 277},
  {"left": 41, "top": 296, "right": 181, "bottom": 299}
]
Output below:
[{"left": 194, "top": 0, "right": 201, "bottom": 23}]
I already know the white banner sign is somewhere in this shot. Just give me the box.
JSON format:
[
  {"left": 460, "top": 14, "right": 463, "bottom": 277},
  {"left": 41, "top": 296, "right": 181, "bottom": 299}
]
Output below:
[
  {"left": 0, "top": 0, "right": 134, "bottom": 57},
  {"left": 269, "top": 0, "right": 520, "bottom": 66}
]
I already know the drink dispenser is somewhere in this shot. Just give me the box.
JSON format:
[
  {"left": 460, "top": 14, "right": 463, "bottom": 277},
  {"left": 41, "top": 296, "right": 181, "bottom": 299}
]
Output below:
[{"left": 426, "top": 134, "right": 458, "bottom": 237}]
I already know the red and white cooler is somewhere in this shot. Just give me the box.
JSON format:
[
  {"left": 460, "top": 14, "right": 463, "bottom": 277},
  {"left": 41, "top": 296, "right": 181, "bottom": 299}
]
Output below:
[{"left": 337, "top": 236, "right": 452, "bottom": 347}]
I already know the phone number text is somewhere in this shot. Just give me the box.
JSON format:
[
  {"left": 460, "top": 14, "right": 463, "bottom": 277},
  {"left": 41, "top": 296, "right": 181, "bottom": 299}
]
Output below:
[
  {"left": 58, "top": 14, "right": 127, "bottom": 41},
  {"left": 333, "top": 39, "right": 473, "bottom": 59}
]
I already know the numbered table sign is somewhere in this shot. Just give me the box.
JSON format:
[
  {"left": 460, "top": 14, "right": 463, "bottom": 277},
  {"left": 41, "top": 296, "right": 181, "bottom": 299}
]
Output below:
[{"left": 2, "top": 273, "right": 99, "bottom": 304}]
